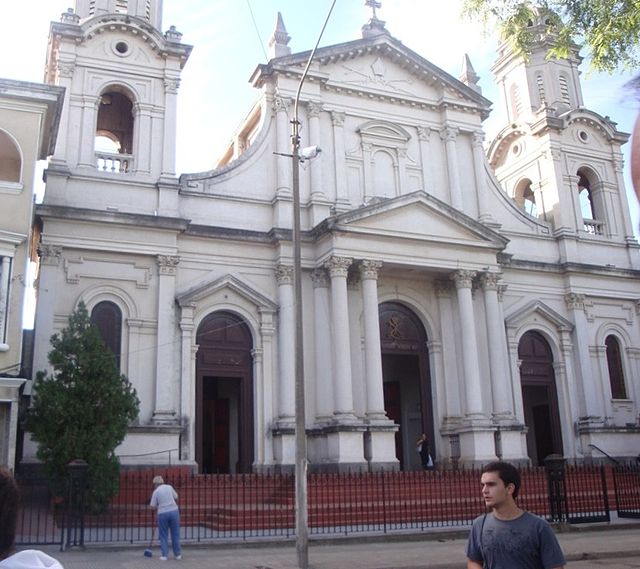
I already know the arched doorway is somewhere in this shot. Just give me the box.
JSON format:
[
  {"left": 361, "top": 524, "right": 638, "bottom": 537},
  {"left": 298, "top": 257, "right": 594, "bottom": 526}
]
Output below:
[
  {"left": 379, "top": 302, "right": 434, "bottom": 470},
  {"left": 196, "top": 311, "right": 254, "bottom": 474},
  {"left": 518, "top": 331, "right": 564, "bottom": 465}
]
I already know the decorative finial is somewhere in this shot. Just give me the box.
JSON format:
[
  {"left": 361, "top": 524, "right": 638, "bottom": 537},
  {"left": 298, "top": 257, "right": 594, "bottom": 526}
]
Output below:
[
  {"left": 362, "top": 0, "right": 388, "bottom": 38},
  {"left": 269, "top": 12, "right": 292, "bottom": 59},
  {"left": 460, "top": 54, "right": 481, "bottom": 95}
]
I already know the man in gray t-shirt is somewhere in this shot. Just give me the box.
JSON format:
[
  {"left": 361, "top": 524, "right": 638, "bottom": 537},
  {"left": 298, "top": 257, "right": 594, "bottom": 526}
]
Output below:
[{"left": 466, "top": 461, "right": 565, "bottom": 569}]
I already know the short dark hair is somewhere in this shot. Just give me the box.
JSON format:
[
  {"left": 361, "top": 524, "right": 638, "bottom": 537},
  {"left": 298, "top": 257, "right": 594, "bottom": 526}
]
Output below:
[
  {"left": 481, "top": 461, "right": 521, "bottom": 499},
  {"left": 0, "top": 467, "right": 19, "bottom": 558}
]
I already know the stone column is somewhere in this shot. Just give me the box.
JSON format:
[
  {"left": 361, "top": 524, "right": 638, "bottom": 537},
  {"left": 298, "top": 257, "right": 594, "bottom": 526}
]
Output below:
[
  {"left": 416, "top": 126, "right": 434, "bottom": 194},
  {"left": 162, "top": 76, "right": 180, "bottom": 177},
  {"left": 275, "top": 98, "right": 292, "bottom": 195},
  {"left": 565, "top": 293, "right": 603, "bottom": 424},
  {"left": 33, "top": 245, "right": 62, "bottom": 373},
  {"left": 276, "top": 264, "right": 295, "bottom": 422},
  {"left": 359, "top": 260, "right": 386, "bottom": 420},
  {"left": 325, "top": 256, "right": 356, "bottom": 420},
  {"left": 479, "top": 273, "right": 513, "bottom": 420},
  {"left": 307, "top": 101, "right": 324, "bottom": 199},
  {"left": 0, "top": 256, "right": 10, "bottom": 345},
  {"left": 451, "top": 270, "right": 485, "bottom": 419},
  {"left": 179, "top": 303, "right": 195, "bottom": 460},
  {"left": 331, "top": 111, "right": 349, "bottom": 210},
  {"left": 133, "top": 102, "right": 152, "bottom": 174},
  {"left": 472, "top": 131, "right": 491, "bottom": 221},
  {"left": 434, "top": 279, "right": 462, "bottom": 426},
  {"left": 396, "top": 148, "right": 408, "bottom": 195},
  {"left": 152, "top": 255, "right": 179, "bottom": 425},
  {"left": 258, "top": 308, "right": 276, "bottom": 468},
  {"left": 311, "top": 268, "right": 333, "bottom": 422},
  {"left": 361, "top": 143, "right": 374, "bottom": 203},
  {"left": 51, "top": 61, "right": 75, "bottom": 165},
  {"left": 441, "top": 127, "right": 462, "bottom": 210},
  {"left": 78, "top": 96, "right": 99, "bottom": 168}
]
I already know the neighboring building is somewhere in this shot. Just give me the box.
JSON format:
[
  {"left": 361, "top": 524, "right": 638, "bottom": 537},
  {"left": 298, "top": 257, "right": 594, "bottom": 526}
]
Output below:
[
  {"left": 28, "top": 1, "right": 640, "bottom": 473},
  {"left": 0, "top": 79, "right": 64, "bottom": 470}
]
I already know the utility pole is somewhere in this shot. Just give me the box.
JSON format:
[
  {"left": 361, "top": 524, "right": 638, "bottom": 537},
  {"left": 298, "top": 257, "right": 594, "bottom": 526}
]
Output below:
[{"left": 290, "top": 3, "right": 336, "bottom": 568}]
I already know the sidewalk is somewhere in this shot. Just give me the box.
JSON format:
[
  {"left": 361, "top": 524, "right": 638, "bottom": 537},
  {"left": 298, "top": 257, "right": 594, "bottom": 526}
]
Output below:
[{"left": 36, "top": 523, "right": 640, "bottom": 569}]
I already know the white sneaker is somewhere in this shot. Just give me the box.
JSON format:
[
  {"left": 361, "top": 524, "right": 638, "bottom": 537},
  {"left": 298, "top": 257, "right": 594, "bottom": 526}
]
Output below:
[
  {"left": 175, "top": 555, "right": 182, "bottom": 560},
  {"left": 159, "top": 556, "right": 168, "bottom": 561}
]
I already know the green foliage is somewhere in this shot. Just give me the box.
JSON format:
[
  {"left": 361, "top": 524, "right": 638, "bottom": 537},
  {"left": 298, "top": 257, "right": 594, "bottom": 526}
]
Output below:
[
  {"left": 463, "top": 0, "right": 640, "bottom": 73},
  {"left": 25, "top": 302, "right": 139, "bottom": 512}
]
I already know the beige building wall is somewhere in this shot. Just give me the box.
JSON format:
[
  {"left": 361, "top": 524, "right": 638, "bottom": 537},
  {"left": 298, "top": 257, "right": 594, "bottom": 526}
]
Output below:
[{"left": 0, "top": 79, "right": 63, "bottom": 469}]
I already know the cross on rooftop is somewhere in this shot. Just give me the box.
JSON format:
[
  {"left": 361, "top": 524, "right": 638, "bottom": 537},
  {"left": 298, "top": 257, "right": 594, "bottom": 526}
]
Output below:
[{"left": 365, "top": 0, "right": 382, "bottom": 20}]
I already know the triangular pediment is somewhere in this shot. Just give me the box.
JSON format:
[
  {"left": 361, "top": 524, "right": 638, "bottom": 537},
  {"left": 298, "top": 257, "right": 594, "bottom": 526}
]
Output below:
[
  {"left": 176, "top": 273, "right": 277, "bottom": 311},
  {"left": 504, "top": 299, "right": 574, "bottom": 332},
  {"left": 322, "top": 191, "right": 508, "bottom": 250},
  {"left": 253, "top": 34, "right": 490, "bottom": 113}
]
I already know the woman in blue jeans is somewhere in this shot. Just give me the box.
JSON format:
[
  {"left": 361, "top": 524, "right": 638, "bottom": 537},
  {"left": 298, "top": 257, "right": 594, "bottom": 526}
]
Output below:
[{"left": 150, "top": 476, "right": 182, "bottom": 560}]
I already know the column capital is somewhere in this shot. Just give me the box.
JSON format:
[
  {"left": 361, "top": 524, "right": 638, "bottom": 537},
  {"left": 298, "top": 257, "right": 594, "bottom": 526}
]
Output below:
[
  {"left": 311, "top": 267, "right": 330, "bottom": 288},
  {"left": 471, "top": 130, "right": 485, "bottom": 147},
  {"left": 440, "top": 126, "right": 459, "bottom": 142},
  {"left": 565, "top": 292, "right": 585, "bottom": 310},
  {"left": 359, "top": 259, "right": 382, "bottom": 280},
  {"left": 325, "top": 256, "right": 352, "bottom": 277},
  {"left": 164, "top": 78, "right": 180, "bottom": 94},
  {"left": 38, "top": 244, "right": 63, "bottom": 266},
  {"left": 451, "top": 269, "right": 476, "bottom": 289},
  {"left": 306, "top": 101, "right": 323, "bottom": 117},
  {"left": 275, "top": 264, "right": 294, "bottom": 285},
  {"left": 479, "top": 272, "right": 501, "bottom": 291},
  {"left": 330, "top": 111, "right": 345, "bottom": 126},
  {"left": 273, "top": 97, "right": 292, "bottom": 114},
  {"left": 416, "top": 125, "right": 431, "bottom": 141},
  {"left": 157, "top": 255, "right": 180, "bottom": 275}
]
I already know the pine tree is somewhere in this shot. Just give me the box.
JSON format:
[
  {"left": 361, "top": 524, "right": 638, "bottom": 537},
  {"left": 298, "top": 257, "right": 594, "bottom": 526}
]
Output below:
[{"left": 25, "top": 301, "right": 140, "bottom": 512}]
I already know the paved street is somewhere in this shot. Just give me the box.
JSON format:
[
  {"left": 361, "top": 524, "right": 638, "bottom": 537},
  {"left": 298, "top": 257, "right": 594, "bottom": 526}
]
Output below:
[{"left": 31, "top": 525, "right": 640, "bottom": 569}]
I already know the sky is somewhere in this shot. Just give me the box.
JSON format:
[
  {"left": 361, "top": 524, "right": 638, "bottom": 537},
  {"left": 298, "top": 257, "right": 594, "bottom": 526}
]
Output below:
[{"left": 2, "top": 2, "right": 637, "bottom": 181}]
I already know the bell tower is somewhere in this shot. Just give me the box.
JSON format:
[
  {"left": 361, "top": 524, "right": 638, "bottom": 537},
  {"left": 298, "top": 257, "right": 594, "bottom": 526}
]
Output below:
[
  {"left": 487, "top": 8, "right": 637, "bottom": 252},
  {"left": 43, "top": 0, "right": 191, "bottom": 214},
  {"left": 491, "top": 9, "right": 583, "bottom": 124}
]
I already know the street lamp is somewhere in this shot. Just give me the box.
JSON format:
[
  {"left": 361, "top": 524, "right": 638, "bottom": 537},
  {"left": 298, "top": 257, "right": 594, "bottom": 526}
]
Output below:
[{"left": 290, "top": 2, "right": 336, "bottom": 568}]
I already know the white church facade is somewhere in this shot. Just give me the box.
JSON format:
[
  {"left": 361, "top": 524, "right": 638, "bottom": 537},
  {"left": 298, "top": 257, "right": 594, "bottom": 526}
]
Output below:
[{"left": 27, "top": 1, "right": 640, "bottom": 472}]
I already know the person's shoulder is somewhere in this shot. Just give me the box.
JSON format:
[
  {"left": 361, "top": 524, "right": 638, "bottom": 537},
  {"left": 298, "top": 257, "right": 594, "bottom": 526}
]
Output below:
[
  {"left": 521, "top": 511, "right": 554, "bottom": 528},
  {"left": 471, "top": 512, "right": 489, "bottom": 526},
  {"left": 0, "top": 549, "right": 64, "bottom": 569}
]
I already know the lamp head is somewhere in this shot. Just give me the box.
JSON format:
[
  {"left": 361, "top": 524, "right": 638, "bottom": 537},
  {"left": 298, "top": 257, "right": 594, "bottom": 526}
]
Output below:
[{"left": 299, "top": 145, "right": 321, "bottom": 162}]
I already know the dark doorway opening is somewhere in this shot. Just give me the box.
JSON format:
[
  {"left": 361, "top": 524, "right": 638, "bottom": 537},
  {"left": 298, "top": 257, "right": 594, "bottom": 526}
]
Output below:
[
  {"left": 518, "top": 331, "right": 563, "bottom": 465},
  {"left": 379, "top": 302, "right": 433, "bottom": 471},
  {"left": 196, "top": 312, "right": 254, "bottom": 474}
]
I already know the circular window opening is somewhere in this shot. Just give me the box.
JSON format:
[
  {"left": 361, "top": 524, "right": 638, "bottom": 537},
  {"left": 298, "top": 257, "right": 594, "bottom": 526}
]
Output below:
[
  {"left": 579, "top": 130, "right": 589, "bottom": 142},
  {"left": 115, "top": 41, "right": 129, "bottom": 54},
  {"left": 512, "top": 144, "right": 520, "bottom": 155}
]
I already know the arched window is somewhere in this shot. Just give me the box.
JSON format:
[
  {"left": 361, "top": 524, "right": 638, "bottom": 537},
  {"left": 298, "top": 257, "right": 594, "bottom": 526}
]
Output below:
[
  {"left": 0, "top": 130, "right": 21, "bottom": 183},
  {"left": 91, "top": 301, "right": 123, "bottom": 369},
  {"left": 515, "top": 178, "right": 537, "bottom": 217},
  {"left": 576, "top": 167, "right": 603, "bottom": 234},
  {"left": 535, "top": 73, "right": 546, "bottom": 106},
  {"left": 95, "top": 91, "right": 134, "bottom": 173},
  {"left": 558, "top": 73, "right": 571, "bottom": 106},
  {"left": 510, "top": 84, "right": 523, "bottom": 120},
  {"left": 605, "top": 335, "right": 627, "bottom": 399}
]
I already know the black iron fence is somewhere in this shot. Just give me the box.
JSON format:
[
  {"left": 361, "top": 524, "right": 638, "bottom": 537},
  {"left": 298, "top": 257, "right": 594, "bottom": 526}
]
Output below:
[{"left": 15, "top": 461, "right": 640, "bottom": 548}]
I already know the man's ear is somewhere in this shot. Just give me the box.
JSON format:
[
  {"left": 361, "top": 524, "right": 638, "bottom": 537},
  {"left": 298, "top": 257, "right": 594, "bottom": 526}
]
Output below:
[{"left": 506, "top": 482, "right": 516, "bottom": 496}]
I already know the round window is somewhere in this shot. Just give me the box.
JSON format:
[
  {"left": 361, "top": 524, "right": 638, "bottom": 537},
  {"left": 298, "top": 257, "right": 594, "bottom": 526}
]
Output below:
[
  {"left": 115, "top": 41, "right": 129, "bottom": 55},
  {"left": 579, "top": 130, "right": 589, "bottom": 143}
]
